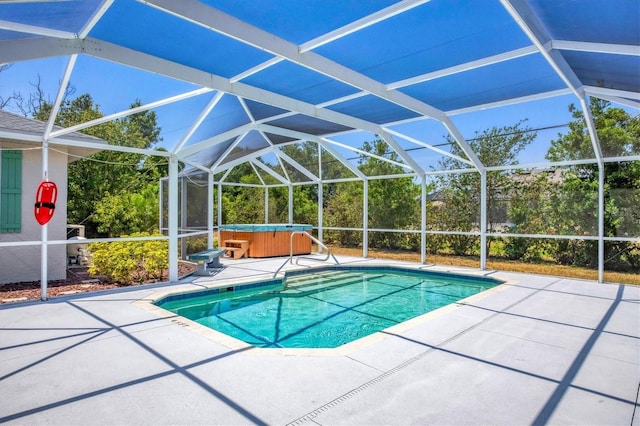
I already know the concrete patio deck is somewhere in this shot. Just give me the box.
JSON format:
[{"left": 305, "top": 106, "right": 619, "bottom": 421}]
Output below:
[{"left": 1, "top": 255, "right": 638, "bottom": 425}]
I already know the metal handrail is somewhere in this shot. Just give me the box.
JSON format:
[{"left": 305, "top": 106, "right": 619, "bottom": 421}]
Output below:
[{"left": 273, "top": 231, "right": 339, "bottom": 278}]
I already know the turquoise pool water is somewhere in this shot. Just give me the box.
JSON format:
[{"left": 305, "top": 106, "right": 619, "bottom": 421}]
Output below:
[{"left": 157, "top": 267, "right": 500, "bottom": 349}]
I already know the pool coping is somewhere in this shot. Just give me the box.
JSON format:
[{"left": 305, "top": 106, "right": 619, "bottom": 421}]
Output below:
[{"left": 136, "top": 263, "right": 518, "bottom": 357}]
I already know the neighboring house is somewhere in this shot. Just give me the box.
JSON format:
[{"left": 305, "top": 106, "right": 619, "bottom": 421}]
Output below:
[{"left": 0, "top": 110, "right": 105, "bottom": 285}]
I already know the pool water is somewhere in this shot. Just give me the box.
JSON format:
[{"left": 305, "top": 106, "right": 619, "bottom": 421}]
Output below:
[{"left": 157, "top": 267, "right": 500, "bottom": 348}]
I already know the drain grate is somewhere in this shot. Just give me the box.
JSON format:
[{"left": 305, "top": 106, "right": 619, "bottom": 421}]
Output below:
[{"left": 286, "top": 349, "right": 433, "bottom": 426}]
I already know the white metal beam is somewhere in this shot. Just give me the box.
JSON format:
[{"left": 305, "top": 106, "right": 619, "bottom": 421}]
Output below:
[
  {"left": 0, "top": 19, "right": 76, "bottom": 38},
  {"left": 0, "top": 37, "right": 81, "bottom": 65},
  {"left": 50, "top": 87, "right": 213, "bottom": 139},
  {"left": 78, "top": 0, "right": 115, "bottom": 38},
  {"left": 501, "top": 0, "right": 611, "bottom": 283},
  {"left": 178, "top": 123, "right": 255, "bottom": 158},
  {"left": 48, "top": 138, "right": 170, "bottom": 157},
  {"left": 480, "top": 170, "right": 487, "bottom": 269},
  {"left": 172, "top": 90, "right": 224, "bottom": 153},
  {"left": 210, "top": 131, "right": 250, "bottom": 170},
  {"left": 551, "top": 40, "right": 640, "bottom": 56},
  {"left": 317, "top": 140, "right": 366, "bottom": 180},
  {"left": 213, "top": 146, "right": 273, "bottom": 174},
  {"left": 250, "top": 158, "right": 289, "bottom": 184},
  {"left": 207, "top": 171, "right": 214, "bottom": 249},
  {"left": 587, "top": 95, "right": 640, "bottom": 110},
  {"left": 441, "top": 116, "right": 485, "bottom": 171},
  {"left": 321, "top": 137, "right": 411, "bottom": 171},
  {"left": 580, "top": 97, "right": 604, "bottom": 161},
  {"left": 446, "top": 88, "right": 573, "bottom": 116},
  {"left": 249, "top": 162, "right": 267, "bottom": 186},
  {"left": 316, "top": 91, "right": 368, "bottom": 108},
  {"left": 275, "top": 150, "right": 320, "bottom": 182},
  {"left": 299, "top": 0, "right": 432, "bottom": 52},
  {"left": 238, "top": 97, "right": 256, "bottom": 122},
  {"left": 387, "top": 45, "right": 539, "bottom": 90},
  {"left": 255, "top": 131, "right": 292, "bottom": 180},
  {"left": 230, "top": 57, "right": 281, "bottom": 83},
  {"left": 140, "top": 0, "right": 488, "bottom": 173},
  {"left": 584, "top": 86, "right": 640, "bottom": 102},
  {"left": 377, "top": 128, "right": 425, "bottom": 177},
  {"left": 43, "top": 54, "right": 78, "bottom": 142},
  {"left": 383, "top": 127, "right": 474, "bottom": 166}
]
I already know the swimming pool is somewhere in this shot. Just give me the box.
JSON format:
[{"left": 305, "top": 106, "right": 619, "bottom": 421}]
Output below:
[{"left": 156, "top": 266, "right": 501, "bottom": 349}]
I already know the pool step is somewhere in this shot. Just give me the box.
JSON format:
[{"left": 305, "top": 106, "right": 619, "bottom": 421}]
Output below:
[
  {"left": 285, "top": 270, "right": 356, "bottom": 288},
  {"left": 284, "top": 271, "right": 379, "bottom": 296}
]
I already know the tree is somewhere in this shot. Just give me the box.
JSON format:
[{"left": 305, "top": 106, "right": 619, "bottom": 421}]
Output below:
[
  {"left": 323, "top": 180, "right": 363, "bottom": 246},
  {"left": 218, "top": 163, "right": 265, "bottom": 224},
  {"left": 359, "top": 139, "right": 421, "bottom": 249},
  {"left": 435, "top": 121, "right": 536, "bottom": 255},
  {"left": 545, "top": 98, "right": 640, "bottom": 271},
  {"left": 322, "top": 139, "right": 422, "bottom": 249},
  {"left": 93, "top": 183, "right": 160, "bottom": 236},
  {"left": 34, "top": 95, "right": 164, "bottom": 237},
  {"left": 504, "top": 171, "right": 559, "bottom": 261}
]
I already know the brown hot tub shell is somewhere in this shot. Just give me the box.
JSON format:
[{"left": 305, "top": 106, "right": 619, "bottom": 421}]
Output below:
[{"left": 218, "top": 224, "right": 313, "bottom": 258}]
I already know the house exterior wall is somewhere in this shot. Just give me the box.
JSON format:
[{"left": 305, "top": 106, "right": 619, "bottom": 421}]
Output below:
[{"left": 0, "top": 145, "right": 68, "bottom": 285}]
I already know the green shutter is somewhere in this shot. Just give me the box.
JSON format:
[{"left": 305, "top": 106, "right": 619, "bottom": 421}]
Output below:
[{"left": 1, "top": 150, "right": 22, "bottom": 233}]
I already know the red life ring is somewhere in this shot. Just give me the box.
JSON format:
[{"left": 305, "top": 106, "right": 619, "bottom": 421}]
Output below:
[{"left": 34, "top": 180, "right": 58, "bottom": 225}]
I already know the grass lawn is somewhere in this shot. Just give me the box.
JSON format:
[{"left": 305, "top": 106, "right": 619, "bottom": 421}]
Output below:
[{"left": 328, "top": 245, "right": 640, "bottom": 286}]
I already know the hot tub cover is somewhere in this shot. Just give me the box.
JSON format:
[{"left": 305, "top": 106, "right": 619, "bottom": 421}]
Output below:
[{"left": 219, "top": 224, "right": 313, "bottom": 232}]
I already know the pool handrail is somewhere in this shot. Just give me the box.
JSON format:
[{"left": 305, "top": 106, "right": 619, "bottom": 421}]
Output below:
[{"left": 273, "top": 231, "right": 339, "bottom": 277}]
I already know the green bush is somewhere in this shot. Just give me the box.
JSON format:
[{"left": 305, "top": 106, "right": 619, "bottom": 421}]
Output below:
[{"left": 88, "top": 232, "right": 168, "bottom": 284}]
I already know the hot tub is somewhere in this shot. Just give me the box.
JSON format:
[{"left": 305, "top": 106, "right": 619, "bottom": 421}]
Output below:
[{"left": 218, "top": 224, "right": 313, "bottom": 258}]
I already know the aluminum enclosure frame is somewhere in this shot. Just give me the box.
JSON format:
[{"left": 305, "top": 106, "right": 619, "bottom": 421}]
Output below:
[{"left": 0, "top": 0, "right": 638, "bottom": 298}]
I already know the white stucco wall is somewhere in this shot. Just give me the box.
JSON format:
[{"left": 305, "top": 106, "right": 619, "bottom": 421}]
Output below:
[{"left": 0, "top": 146, "right": 68, "bottom": 285}]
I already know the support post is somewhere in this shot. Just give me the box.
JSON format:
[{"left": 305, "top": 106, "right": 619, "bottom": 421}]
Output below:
[
  {"left": 168, "top": 155, "right": 179, "bottom": 282},
  {"left": 288, "top": 185, "right": 293, "bottom": 224},
  {"left": 217, "top": 183, "right": 223, "bottom": 229},
  {"left": 264, "top": 187, "right": 269, "bottom": 224},
  {"left": 180, "top": 175, "right": 187, "bottom": 259},
  {"left": 480, "top": 170, "right": 488, "bottom": 270},
  {"left": 317, "top": 182, "right": 323, "bottom": 245},
  {"left": 317, "top": 145, "right": 323, "bottom": 247},
  {"left": 208, "top": 171, "right": 213, "bottom": 249},
  {"left": 363, "top": 179, "right": 368, "bottom": 258},
  {"left": 421, "top": 175, "right": 427, "bottom": 265},
  {"left": 40, "top": 140, "right": 49, "bottom": 301},
  {"left": 578, "top": 95, "right": 604, "bottom": 283},
  {"left": 159, "top": 178, "right": 164, "bottom": 234},
  {"left": 598, "top": 163, "right": 605, "bottom": 283}
]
